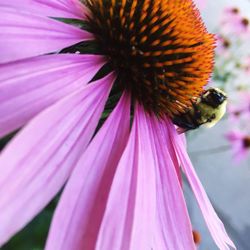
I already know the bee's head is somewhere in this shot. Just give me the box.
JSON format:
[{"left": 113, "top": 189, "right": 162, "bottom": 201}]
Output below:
[{"left": 202, "top": 88, "right": 227, "bottom": 108}]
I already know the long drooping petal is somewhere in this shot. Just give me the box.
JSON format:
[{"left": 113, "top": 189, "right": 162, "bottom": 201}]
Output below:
[
  {"left": 0, "top": 6, "right": 91, "bottom": 63},
  {"left": 0, "top": 54, "right": 104, "bottom": 137},
  {"left": 95, "top": 105, "right": 157, "bottom": 250},
  {"left": 0, "top": 74, "right": 114, "bottom": 246},
  {"left": 167, "top": 120, "right": 236, "bottom": 250},
  {"left": 148, "top": 116, "right": 195, "bottom": 249},
  {"left": 46, "top": 93, "right": 130, "bottom": 250},
  {"left": 0, "top": 0, "right": 87, "bottom": 19}
]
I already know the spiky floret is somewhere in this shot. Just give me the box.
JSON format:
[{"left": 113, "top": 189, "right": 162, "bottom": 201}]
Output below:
[{"left": 85, "top": 0, "right": 215, "bottom": 117}]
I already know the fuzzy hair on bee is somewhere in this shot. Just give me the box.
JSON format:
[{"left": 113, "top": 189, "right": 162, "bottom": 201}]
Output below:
[{"left": 172, "top": 88, "right": 227, "bottom": 133}]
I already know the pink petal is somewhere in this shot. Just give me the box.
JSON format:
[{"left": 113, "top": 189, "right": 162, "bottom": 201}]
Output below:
[
  {"left": 0, "top": 74, "right": 114, "bottom": 246},
  {"left": 166, "top": 126, "right": 183, "bottom": 186},
  {"left": 0, "top": 54, "right": 105, "bottom": 137},
  {"left": 46, "top": 93, "right": 130, "bottom": 250},
  {"left": 149, "top": 116, "right": 195, "bottom": 249},
  {"left": 0, "top": 0, "right": 87, "bottom": 19},
  {"left": 0, "top": 6, "right": 92, "bottom": 63},
  {"left": 95, "top": 105, "right": 157, "bottom": 250},
  {"left": 167, "top": 120, "right": 236, "bottom": 250},
  {"left": 234, "top": 148, "right": 248, "bottom": 162}
]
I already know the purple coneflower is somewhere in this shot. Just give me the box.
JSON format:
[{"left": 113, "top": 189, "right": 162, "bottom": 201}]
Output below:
[{"left": 0, "top": 0, "right": 235, "bottom": 249}]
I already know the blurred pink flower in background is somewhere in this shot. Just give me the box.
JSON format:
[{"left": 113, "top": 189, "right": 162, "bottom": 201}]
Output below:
[
  {"left": 0, "top": 1, "right": 235, "bottom": 250},
  {"left": 215, "top": 34, "right": 231, "bottom": 56},
  {"left": 242, "top": 56, "right": 250, "bottom": 75},
  {"left": 226, "top": 130, "right": 250, "bottom": 162},
  {"left": 228, "top": 91, "right": 250, "bottom": 122},
  {"left": 220, "top": 7, "right": 250, "bottom": 36},
  {"left": 194, "top": 0, "right": 207, "bottom": 10}
]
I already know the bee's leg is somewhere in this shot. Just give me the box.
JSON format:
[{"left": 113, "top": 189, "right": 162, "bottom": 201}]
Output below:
[
  {"left": 205, "top": 114, "right": 216, "bottom": 123},
  {"left": 190, "top": 103, "right": 202, "bottom": 128}
]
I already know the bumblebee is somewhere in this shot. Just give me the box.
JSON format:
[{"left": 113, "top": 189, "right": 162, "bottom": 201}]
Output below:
[{"left": 172, "top": 88, "right": 227, "bottom": 133}]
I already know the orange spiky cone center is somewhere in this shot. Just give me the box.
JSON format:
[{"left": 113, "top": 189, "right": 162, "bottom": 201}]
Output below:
[{"left": 85, "top": 0, "right": 215, "bottom": 117}]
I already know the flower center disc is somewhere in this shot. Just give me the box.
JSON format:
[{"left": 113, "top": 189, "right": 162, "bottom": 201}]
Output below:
[{"left": 85, "top": 0, "right": 215, "bottom": 117}]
